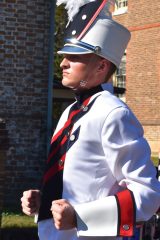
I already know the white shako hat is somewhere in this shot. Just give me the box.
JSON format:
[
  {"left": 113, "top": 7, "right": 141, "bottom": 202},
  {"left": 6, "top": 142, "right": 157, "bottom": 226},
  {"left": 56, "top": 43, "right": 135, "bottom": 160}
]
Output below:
[{"left": 57, "top": 0, "right": 131, "bottom": 68}]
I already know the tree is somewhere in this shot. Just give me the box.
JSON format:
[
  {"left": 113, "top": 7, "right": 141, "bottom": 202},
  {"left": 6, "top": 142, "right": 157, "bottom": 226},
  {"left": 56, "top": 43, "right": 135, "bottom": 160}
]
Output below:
[{"left": 54, "top": 5, "right": 67, "bottom": 80}]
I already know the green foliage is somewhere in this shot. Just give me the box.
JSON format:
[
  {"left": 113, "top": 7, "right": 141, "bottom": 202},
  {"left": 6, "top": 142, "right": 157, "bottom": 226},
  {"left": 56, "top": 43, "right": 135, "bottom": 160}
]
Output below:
[
  {"left": 151, "top": 156, "right": 159, "bottom": 166},
  {"left": 54, "top": 5, "right": 67, "bottom": 80}
]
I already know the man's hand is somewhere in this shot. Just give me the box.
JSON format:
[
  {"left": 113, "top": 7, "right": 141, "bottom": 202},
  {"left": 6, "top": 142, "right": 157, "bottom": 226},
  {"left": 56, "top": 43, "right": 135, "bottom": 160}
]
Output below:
[
  {"left": 21, "top": 189, "right": 41, "bottom": 216},
  {"left": 51, "top": 199, "right": 77, "bottom": 230}
]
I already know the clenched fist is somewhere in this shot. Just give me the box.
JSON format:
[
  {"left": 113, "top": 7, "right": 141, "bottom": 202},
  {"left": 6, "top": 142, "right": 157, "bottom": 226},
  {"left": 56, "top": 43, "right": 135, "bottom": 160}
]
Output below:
[
  {"left": 21, "top": 189, "right": 41, "bottom": 216},
  {"left": 51, "top": 199, "right": 77, "bottom": 230}
]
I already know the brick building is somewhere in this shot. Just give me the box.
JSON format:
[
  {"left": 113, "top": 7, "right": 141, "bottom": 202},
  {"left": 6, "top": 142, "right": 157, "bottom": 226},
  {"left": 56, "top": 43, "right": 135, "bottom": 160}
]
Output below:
[
  {"left": 113, "top": 0, "right": 160, "bottom": 155},
  {"left": 0, "top": 0, "right": 159, "bottom": 211},
  {"left": 0, "top": 0, "right": 51, "bottom": 210}
]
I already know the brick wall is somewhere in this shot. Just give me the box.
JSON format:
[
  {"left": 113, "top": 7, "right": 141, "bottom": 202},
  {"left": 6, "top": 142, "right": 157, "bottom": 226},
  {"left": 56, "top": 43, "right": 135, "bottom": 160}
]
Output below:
[
  {"left": 113, "top": 0, "right": 160, "bottom": 155},
  {"left": 143, "top": 125, "right": 160, "bottom": 156},
  {"left": 0, "top": 0, "right": 50, "bottom": 209},
  {"left": 0, "top": 119, "right": 9, "bottom": 214}
]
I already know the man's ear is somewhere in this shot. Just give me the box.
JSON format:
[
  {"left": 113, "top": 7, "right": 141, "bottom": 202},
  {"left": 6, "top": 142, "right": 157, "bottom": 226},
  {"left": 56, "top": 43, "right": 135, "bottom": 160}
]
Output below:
[{"left": 97, "top": 59, "right": 110, "bottom": 73}]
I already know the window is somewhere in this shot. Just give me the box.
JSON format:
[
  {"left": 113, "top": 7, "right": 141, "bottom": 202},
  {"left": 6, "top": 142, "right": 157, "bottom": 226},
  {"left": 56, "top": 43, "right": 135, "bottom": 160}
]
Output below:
[
  {"left": 113, "top": 53, "right": 126, "bottom": 100},
  {"left": 113, "top": 0, "right": 128, "bottom": 15},
  {"left": 117, "top": 0, "right": 128, "bottom": 8}
]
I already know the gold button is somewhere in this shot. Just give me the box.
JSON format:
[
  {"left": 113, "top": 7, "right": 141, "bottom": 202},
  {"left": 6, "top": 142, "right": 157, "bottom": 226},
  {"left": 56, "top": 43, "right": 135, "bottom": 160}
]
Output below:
[
  {"left": 83, "top": 106, "right": 88, "bottom": 112},
  {"left": 72, "top": 30, "right": 76, "bottom": 35},
  {"left": 66, "top": 131, "right": 70, "bottom": 137},
  {"left": 70, "top": 135, "right": 75, "bottom": 141},
  {"left": 59, "top": 159, "right": 64, "bottom": 167},
  {"left": 82, "top": 14, "right": 87, "bottom": 20},
  {"left": 123, "top": 224, "right": 130, "bottom": 231}
]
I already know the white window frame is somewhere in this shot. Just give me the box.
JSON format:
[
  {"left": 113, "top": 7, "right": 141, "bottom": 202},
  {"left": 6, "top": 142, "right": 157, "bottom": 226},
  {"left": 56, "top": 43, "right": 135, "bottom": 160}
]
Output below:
[
  {"left": 113, "top": 0, "right": 128, "bottom": 16},
  {"left": 113, "top": 52, "right": 126, "bottom": 101}
]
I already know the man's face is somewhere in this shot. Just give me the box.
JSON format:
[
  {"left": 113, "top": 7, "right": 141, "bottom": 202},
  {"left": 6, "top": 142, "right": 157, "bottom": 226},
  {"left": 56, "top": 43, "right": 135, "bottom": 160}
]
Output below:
[{"left": 60, "top": 53, "right": 103, "bottom": 91}]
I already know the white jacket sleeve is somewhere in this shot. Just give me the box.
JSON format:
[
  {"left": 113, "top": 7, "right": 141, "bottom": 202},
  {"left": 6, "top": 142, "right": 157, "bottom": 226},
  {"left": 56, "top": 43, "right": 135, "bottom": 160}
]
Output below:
[{"left": 74, "top": 106, "right": 160, "bottom": 237}]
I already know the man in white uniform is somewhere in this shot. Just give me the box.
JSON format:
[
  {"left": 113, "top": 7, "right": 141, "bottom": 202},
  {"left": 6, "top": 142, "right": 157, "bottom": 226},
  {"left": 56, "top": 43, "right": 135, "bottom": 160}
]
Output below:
[{"left": 21, "top": 0, "right": 160, "bottom": 239}]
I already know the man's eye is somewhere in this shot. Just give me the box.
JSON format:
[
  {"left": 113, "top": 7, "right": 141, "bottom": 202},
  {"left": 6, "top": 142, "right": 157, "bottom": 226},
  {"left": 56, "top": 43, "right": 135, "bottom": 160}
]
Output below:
[
  {"left": 70, "top": 56, "right": 78, "bottom": 61},
  {"left": 67, "top": 55, "right": 80, "bottom": 62}
]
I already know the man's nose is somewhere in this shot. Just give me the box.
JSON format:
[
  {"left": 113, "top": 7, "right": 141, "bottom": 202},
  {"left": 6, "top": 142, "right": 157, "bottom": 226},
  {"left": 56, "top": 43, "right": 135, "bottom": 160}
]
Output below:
[{"left": 60, "top": 58, "right": 69, "bottom": 68}]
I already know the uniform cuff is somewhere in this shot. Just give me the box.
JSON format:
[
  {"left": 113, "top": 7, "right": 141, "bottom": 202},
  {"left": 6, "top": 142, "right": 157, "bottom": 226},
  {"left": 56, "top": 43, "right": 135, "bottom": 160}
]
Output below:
[{"left": 75, "top": 190, "right": 136, "bottom": 237}]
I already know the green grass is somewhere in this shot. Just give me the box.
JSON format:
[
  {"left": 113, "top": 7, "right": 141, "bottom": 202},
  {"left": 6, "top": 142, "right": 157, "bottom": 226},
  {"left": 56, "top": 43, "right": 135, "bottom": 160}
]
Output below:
[{"left": 1, "top": 212, "right": 37, "bottom": 229}]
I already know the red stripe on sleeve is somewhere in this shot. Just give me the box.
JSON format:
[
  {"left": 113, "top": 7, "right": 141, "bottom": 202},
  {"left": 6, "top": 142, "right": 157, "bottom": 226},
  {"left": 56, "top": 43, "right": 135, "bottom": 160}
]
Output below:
[{"left": 116, "top": 189, "right": 136, "bottom": 237}]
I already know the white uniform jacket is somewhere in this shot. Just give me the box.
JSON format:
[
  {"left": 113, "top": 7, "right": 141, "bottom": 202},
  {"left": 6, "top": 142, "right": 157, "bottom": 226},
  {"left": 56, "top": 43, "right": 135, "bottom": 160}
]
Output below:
[{"left": 38, "top": 88, "right": 160, "bottom": 240}]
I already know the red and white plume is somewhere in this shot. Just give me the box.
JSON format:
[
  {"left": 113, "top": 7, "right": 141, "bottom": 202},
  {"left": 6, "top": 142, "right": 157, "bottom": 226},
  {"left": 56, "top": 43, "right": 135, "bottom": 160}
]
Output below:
[{"left": 56, "top": 0, "right": 117, "bottom": 22}]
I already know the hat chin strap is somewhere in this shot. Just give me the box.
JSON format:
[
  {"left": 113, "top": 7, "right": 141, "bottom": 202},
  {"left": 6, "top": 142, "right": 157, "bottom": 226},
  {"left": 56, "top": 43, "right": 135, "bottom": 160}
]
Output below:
[{"left": 65, "top": 38, "right": 101, "bottom": 54}]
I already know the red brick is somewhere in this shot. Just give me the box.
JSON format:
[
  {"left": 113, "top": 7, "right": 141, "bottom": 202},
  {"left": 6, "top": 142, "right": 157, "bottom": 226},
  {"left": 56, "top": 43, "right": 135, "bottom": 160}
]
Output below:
[
  {"left": 0, "top": 0, "right": 50, "bottom": 209},
  {"left": 113, "top": 0, "right": 160, "bottom": 155}
]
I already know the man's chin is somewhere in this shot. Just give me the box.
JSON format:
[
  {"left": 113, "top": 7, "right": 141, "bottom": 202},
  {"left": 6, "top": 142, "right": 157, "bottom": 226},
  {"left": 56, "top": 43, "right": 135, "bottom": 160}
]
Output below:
[{"left": 62, "top": 80, "right": 74, "bottom": 89}]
